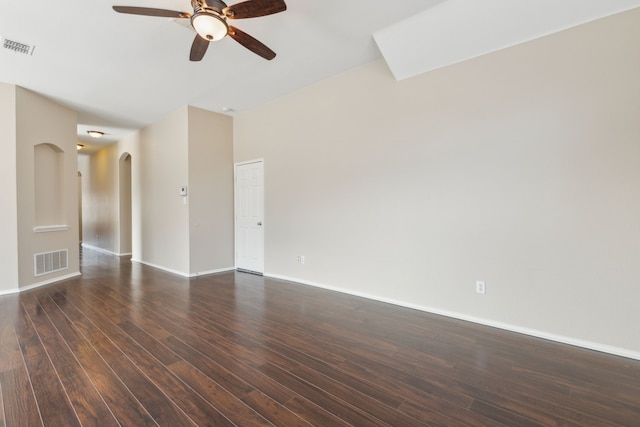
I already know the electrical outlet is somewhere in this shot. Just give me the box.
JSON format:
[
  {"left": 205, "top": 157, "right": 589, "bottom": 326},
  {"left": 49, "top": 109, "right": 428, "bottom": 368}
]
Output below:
[
  {"left": 297, "top": 255, "right": 305, "bottom": 264},
  {"left": 476, "top": 280, "right": 486, "bottom": 295}
]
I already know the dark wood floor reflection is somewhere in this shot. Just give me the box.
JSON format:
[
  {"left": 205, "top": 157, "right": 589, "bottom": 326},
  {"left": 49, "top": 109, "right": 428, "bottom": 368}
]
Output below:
[{"left": 1, "top": 249, "right": 639, "bottom": 426}]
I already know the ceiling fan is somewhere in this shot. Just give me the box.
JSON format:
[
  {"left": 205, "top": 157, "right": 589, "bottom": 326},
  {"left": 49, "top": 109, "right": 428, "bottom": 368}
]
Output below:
[{"left": 112, "top": 0, "right": 286, "bottom": 61}]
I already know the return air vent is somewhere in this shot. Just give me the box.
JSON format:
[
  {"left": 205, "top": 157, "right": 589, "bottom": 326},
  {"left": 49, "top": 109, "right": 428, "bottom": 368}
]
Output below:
[
  {"left": 34, "top": 249, "right": 68, "bottom": 277},
  {"left": 1, "top": 36, "right": 35, "bottom": 55}
]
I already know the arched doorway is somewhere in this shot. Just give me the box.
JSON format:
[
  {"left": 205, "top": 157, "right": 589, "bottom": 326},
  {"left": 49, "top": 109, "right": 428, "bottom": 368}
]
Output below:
[
  {"left": 77, "top": 171, "right": 83, "bottom": 243},
  {"left": 119, "top": 153, "right": 132, "bottom": 255}
]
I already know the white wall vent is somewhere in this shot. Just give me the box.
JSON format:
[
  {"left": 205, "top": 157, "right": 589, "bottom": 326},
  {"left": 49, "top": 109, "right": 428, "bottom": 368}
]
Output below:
[
  {"left": 34, "top": 249, "right": 68, "bottom": 277},
  {"left": 1, "top": 36, "right": 35, "bottom": 55}
]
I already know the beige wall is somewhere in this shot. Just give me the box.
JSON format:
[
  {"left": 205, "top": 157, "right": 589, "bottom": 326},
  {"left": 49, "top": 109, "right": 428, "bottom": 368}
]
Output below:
[
  {"left": 81, "top": 106, "right": 234, "bottom": 276},
  {"left": 187, "top": 106, "right": 235, "bottom": 274},
  {"left": 0, "top": 84, "right": 19, "bottom": 293},
  {"left": 15, "top": 87, "right": 80, "bottom": 288},
  {"left": 234, "top": 9, "right": 640, "bottom": 357},
  {"left": 137, "top": 106, "right": 190, "bottom": 273},
  {"left": 81, "top": 108, "right": 190, "bottom": 269}
]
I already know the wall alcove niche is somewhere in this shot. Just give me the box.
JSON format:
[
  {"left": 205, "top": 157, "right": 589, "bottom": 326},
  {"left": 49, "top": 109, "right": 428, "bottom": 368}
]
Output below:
[{"left": 33, "top": 142, "right": 66, "bottom": 230}]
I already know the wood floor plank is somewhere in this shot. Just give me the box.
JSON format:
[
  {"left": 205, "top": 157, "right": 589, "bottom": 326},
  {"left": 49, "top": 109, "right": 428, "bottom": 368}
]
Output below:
[
  {"left": 114, "top": 318, "right": 182, "bottom": 366},
  {"left": 41, "top": 292, "right": 159, "bottom": 427},
  {"left": 0, "top": 369, "right": 43, "bottom": 427},
  {"left": 20, "top": 294, "right": 120, "bottom": 427},
  {"left": 0, "top": 321, "right": 16, "bottom": 372},
  {"left": 470, "top": 399, "right": 545, "bottom": 427},
  {"left": 75, "top": 286, "right": 262, "bottom": 402},
  {"left": 107, "top": 275, "right": 462, "bottom": 425},
  {"left": 177, "top": 283, "right": 477, "bottom": 412},
  {"left": 5, "top": 248, "right": 639, "bottom": 426},
  {"left": 92, "top": 286, "right": 298, "bottom": 405},
  {"left": 241, "top": 389, "right": 313, "bottom": 427},
  {"left": 59, "top": 288, "right": 235, "bottom": 427},
  {"left": 239, "top": 292, "right": 580, "bottom": 426},
  {"left": 284, "top": 395, "right": 353, "bottom": 427},
  {"left": 161, "top": 335, "right": 257, "bottom": 400},
  {"left": 163, "top": 333, "right": 301, "bottom": 407},
  {"left": 50, "top": 290, "right": 198, "bottom": 427},
  {"left": 0, "top": 380, "right": 4, "bottom": 427},
  {"left": 398, "top": 397, "right": 505, "bottom": 427},
  {"left": 99, "top": 271, "right": 348, "bottom": 426},
  {"left": 0, "top": 297, "right": 25, "bottom": 376},
  {"left": 93, "top": 280, "right": 427, "bottom": 426},
  {"left": 258, "top": 361, "right": 390, "bottom": 426},
  {"left": 288, "top": 361, "right": 425, "bottom": 426},
  {"left": 168, "top": 360, "right": 272, "bottom": 427},
  {"left": 14, "top": 299, "right": 80, "bottom": 427},
  {"left": 151, "top": 285, "right": 476, "bottom": 426},
  {"left": 451, "top": 366, "right": 626, "bottom": 426}
]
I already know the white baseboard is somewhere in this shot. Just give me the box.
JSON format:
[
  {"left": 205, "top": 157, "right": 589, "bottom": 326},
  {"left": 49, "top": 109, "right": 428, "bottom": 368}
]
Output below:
[
  {"left": 131, "top": 259, "right": 189, "bottom": 277},
  {"left": 81, "top": 243, "right": 120, "bottom": 256},
  {"left": 130, "top": 259, "right": 234, "bottom": 278},
  {"left": 266, "top": 273, "right": 640, "bottom": 361},
  {"left": 191, "top": 267, "right": 236, "bottom": 277},
  {"left": 0, "top": 271, "right": 82, "bottom": 295}
]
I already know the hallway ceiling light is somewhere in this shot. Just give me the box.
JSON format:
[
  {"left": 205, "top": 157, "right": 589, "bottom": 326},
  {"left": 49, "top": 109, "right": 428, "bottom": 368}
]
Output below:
[
  {"left": 77, "top": 144, "right": 84, "bottom": 151},
  {"left": 87, "top": 130, "right": 104, "bottom": 138}
]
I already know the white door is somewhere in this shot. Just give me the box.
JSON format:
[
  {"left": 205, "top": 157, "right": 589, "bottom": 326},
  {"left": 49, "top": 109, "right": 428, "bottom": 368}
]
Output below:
[{"left": 235, "top": 160, "right": 264, "bottom": 273}]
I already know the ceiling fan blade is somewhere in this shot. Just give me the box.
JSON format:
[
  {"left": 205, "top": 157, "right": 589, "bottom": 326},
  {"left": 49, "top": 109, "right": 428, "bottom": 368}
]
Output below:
[
  {"left": 190, "top": 35, "right": 210, "bottom": 61},
  {"left": 112, "top": 6, "right": 191, "bottom": 18},
  {"left": 223, "top": 0, "right": 286, "bottom": 19},
  {"left": 228, "top": 26, "right": 276, "bottom": 60}
]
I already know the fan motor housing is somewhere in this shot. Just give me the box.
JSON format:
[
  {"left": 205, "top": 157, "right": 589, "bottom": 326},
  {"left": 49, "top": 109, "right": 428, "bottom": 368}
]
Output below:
[{"left": 193, "top": 0, "right": 227, "bottom": 13}]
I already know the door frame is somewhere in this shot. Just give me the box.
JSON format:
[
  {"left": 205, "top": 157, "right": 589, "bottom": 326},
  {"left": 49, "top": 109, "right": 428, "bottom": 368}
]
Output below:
[{"left": 234, "top": 159, "right": 265, "bottom": 274}]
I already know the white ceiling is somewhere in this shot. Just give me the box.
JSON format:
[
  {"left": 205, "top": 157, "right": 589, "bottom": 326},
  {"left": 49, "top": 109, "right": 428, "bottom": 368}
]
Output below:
[
  {"left": 1, "top": 0, "right": 639, "bottom": 150},
  {"left": 375, "top": 0, "right": 640, "bottom": 80}
]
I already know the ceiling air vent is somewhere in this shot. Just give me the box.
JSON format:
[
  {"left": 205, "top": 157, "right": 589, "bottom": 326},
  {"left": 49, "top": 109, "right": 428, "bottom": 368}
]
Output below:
[{"left": 1, "top": 37, "right": 35, "bottom": 55}]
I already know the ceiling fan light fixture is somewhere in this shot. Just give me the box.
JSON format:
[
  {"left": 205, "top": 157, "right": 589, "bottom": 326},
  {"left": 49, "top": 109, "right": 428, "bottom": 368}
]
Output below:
[
  {"left": 192, "top": 12, "right": 228, "bottom": 41},
  {"left": 113, "top": 0, "right": 287, "bottom": 60}
]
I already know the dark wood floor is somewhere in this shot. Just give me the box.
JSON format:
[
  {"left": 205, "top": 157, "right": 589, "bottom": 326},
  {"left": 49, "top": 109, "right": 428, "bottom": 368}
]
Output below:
[{"left": 1, "top": 250, "right": 639, "bottom": 426}]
